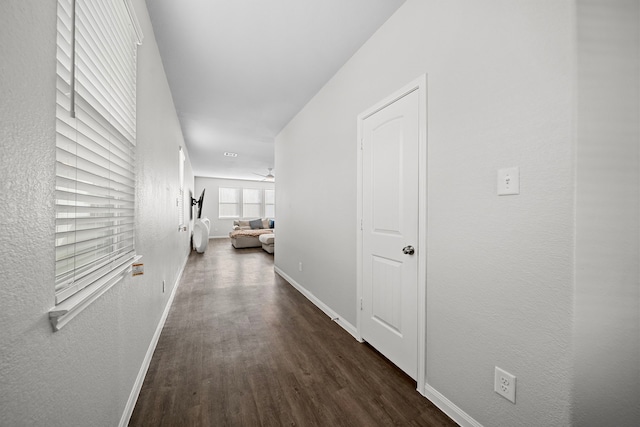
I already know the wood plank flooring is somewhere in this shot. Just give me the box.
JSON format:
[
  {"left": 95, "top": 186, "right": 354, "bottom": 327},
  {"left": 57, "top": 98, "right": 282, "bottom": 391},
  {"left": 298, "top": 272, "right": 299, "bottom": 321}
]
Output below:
[{"left": 129, "top": 239, "right": 456, "bottom": 426}]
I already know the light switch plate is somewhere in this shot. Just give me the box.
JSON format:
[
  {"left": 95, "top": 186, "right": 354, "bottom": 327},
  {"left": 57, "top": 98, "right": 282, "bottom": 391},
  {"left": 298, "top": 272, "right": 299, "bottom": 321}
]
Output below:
[{"left": 498, "top": 167, "right": 520, "bottom": 196}]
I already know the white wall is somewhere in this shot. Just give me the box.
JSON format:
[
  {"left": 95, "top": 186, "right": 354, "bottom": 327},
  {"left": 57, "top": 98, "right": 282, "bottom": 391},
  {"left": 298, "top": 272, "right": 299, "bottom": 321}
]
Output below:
[
  {"left": 574, "top": 1, "right": 640, "bottom": 425},
  {"left": 195, "top": 176, "right": 275, "bottom": 238},
  {"left": 0, "top": 1, "right": 194, "bottom": 425},
  {"left": 276, "top": 1, "right": 576, "bottom": 426}
]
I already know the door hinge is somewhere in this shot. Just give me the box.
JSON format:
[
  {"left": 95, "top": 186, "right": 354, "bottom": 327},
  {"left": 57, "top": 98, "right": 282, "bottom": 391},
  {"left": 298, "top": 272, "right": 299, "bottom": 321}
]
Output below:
[
  {"left": 360, "top": 139, "right": 363, "bottom": 150},
  {"left": 360, "top": 297, "right": 363, "bottom": 310},
  {"left": 360, "top": 219, "right": 363, "bottom": 231}
]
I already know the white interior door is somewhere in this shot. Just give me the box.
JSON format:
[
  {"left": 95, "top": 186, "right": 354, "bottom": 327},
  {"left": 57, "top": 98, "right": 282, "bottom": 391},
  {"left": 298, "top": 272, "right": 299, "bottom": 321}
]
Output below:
[{"left": 361, "top": 89, "right": 419, "bottom": 379}]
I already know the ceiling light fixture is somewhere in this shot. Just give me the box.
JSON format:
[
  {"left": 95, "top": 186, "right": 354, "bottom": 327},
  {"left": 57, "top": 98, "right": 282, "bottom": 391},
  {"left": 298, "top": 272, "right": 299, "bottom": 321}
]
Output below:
[{"left": 223, "top": 152, "right": 238, "bottom": 157}]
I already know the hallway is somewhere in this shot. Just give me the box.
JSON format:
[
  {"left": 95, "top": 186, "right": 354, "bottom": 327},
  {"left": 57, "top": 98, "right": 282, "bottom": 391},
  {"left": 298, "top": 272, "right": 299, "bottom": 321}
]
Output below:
[{"left": 129, "top": 239, "right": 455, "bottom": 426}]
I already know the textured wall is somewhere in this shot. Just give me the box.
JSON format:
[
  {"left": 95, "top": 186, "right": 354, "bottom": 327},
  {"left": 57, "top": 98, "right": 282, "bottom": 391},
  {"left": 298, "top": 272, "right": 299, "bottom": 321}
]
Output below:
[
  {"left": 194, "top": 177, "right": 275, "bottom": 238},
  {"left": 574, "top": 1, "right": 640, "bottom": 425},
  {"left": 275, "top": 1, "right": 575, "bottom": 425},
  {"left": 0, "top": 0, "right": 194, "bottom": 425}
]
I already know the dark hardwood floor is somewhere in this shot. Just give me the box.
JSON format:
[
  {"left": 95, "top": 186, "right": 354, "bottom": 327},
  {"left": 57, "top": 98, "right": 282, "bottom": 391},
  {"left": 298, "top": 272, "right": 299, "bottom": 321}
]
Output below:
[{"left": 129, "top": 239, "right": 456, "bottom": 426}]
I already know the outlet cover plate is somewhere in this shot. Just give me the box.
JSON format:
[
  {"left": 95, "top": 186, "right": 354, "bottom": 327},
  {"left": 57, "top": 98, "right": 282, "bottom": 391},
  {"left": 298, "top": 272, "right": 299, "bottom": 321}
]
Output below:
[{"left": 494, "top": 366, "right": 516, "bottom": 403}]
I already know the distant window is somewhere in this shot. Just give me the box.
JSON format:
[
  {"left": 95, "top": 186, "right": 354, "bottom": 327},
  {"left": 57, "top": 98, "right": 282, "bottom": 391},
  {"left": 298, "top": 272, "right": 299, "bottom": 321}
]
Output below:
[
  {"left": 54, "top": 0, "right": 142, "bottom": 306},
  {"left": 219, "top": 187, "right": 275, "bottom": 219},
  {"left": 264, "top": 189, "right": 275, "bottom": 218},
  {"left": 178, "top": 147, "right": 185, "bottom": 228},
  {"left": 242, "top": 188, "right": 263, "bottom": 218},
  {"left": 219, "top": 187, "right": 241, "bottom": 218}
]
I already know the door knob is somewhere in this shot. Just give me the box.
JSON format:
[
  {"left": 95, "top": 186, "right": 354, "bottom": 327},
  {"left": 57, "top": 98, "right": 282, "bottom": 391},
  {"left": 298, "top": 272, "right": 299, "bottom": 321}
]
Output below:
[{"left": 402, "top": 245, "right": 415, "bottom": 255}]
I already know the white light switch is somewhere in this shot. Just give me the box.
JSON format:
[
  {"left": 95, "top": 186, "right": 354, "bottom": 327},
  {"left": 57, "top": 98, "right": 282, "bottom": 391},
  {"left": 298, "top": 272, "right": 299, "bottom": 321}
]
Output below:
[{"left": 498, "top": 167, "right": 520, "bottom": 196}]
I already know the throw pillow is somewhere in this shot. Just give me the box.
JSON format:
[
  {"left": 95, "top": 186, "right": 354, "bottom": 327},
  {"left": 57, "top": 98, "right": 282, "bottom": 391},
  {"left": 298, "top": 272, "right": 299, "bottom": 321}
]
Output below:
[
  {"left": 249, "top": 218, "right": 263, "bottom": 229},
  {"left": 269, "top": 219, "right": 275, "bottom": 229}
]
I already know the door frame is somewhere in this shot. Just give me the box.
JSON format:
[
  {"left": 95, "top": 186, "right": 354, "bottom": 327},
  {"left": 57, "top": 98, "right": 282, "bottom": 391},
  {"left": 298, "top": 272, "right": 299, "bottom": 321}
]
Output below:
[{"left": 356, "top": 74, "right": 427, "bottom": 393}]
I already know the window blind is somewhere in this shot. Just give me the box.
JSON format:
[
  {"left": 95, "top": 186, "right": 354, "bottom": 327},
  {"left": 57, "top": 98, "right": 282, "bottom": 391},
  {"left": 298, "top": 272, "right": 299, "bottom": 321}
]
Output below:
[
  {"left": 264, "top": 189, "right": 275, "bottom": 218},
  {"left": 218, "top": 187, "right": 275, "bottom": 219},
  {"left": 178, "top": 147, "right": 185, "bottom": 227},
  {"left": 219, "top": 188, "right": 240, "bottom": 218},
  {"left": 55, "top": 0, "right": 141, "bottom": 304},
  {"left": 242, "top": 188, "right": 262, "bottom": 218}
]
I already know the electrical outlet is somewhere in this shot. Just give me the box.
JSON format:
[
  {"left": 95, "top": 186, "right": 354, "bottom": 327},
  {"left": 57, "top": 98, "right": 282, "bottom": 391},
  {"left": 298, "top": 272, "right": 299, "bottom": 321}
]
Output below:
[
  {"left": 494, "top": 366, "right": 516, "bottom": 403},
  {"left": 298, "top": 262, "right": 303, "bottom": 272},
  {"left": 162, "top": 280, "right": 165, "bottom": 293}
]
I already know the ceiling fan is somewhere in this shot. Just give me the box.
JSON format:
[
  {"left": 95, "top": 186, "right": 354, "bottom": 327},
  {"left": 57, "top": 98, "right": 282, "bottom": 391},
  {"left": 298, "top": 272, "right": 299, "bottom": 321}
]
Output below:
[{"left": 253, "top": 168, "right": 275, "bottom": 182}]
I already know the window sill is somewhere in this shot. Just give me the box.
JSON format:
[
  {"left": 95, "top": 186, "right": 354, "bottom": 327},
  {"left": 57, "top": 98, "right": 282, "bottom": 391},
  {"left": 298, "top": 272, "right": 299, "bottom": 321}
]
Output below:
[{"left": 49, "top": 255, "right": 142, "bottom": 331}]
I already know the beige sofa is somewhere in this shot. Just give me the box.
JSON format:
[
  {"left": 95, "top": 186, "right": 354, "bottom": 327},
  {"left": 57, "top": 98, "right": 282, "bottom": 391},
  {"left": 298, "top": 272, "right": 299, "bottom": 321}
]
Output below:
[
  {"left": 229, "top": 219, "right": 274, "bottom": 249},
  {"left": 258, "top": 233, "right": 275, "bottom": 254}
]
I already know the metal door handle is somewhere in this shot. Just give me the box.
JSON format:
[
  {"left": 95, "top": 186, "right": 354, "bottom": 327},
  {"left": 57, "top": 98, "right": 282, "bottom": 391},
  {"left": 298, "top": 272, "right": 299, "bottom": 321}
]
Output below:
[{"left": 402, "top": 245, "right": 415, "bottom": 255}]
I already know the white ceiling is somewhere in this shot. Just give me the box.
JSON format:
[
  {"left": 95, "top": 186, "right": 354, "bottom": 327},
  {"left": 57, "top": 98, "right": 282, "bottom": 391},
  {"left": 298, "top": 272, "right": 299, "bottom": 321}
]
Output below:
[{"left": 145, "top": 0, "right": 405, "bottom": 181}]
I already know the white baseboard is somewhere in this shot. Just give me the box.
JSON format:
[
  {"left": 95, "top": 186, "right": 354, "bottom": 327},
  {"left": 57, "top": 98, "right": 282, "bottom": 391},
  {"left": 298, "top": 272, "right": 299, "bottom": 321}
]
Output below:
[
  {"left": 421, "top": 384, "right": 483, "bottom": 427},
  {"left": 209, "top": 235, "right": 229, "bottom": 239},
  {"left": 274, "top": 266, "right": 360, "bottom": 341},
  {"left": 118, "top": 254, "right": 188, "bottom": 427},
  {"left": 275, "top": 269, "right": 479, "bottom": 427}
]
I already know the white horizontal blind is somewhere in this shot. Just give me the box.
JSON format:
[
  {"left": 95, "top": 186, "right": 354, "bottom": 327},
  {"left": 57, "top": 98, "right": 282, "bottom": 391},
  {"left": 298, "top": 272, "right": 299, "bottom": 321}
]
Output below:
[
  {"left": 264, "top": 189, "right": 275, "bottom": 218},
  {"left": 219, "top": 187, "right": 275, "bottom": 219},
  {"left": 55, "top": 0, "right": 140, "bottom": 304},
  {"left": 219, "top": 187, "right": 240, "bottom": 218},
  {"left": 178, "top": 147, "right": 185, "bottom": 227},
  {"left": 242, "top": 188, "right": 262, "bottom": 218}
]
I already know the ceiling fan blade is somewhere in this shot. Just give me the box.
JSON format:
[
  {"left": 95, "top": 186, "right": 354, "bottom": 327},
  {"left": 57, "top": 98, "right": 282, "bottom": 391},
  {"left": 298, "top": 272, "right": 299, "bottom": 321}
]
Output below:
[{"left": 252, "top": 168, "right": 275, "bottom": 181}]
